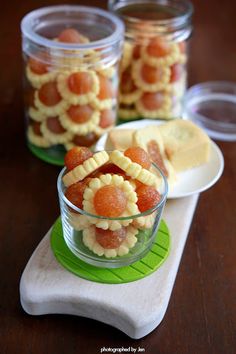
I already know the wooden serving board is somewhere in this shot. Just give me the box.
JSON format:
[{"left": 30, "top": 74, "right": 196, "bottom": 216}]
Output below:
[{"left": 20, "top": 194, "right": 199, "bottom": 339}]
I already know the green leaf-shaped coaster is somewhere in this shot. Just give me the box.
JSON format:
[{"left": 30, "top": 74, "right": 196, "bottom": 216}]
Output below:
[{"left": 51, "top": 218, "right": 170, "bottom": 284}]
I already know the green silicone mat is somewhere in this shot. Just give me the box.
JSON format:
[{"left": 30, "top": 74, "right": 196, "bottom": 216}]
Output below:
[{"left": 51, "top": 218, "right": 170, "bottom": 284}]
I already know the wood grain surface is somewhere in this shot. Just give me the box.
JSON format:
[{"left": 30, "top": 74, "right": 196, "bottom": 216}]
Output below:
[{"left": 0, "top": 1, "right": 236, "bottom": 353}]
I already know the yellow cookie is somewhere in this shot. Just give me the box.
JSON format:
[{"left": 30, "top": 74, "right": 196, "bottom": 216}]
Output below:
[
  {"left": 132, "top": 212, "right": 156, "bottom": 230},
  {"left": 121, "top": 41, "right": 133, "bottom": 72},
  {"left": 55, "top": 48, "right": 99, "bottom": 72},
  {"left": 82, "top": 174, "right": 139, "bottom": 230},
  {"left": 57, "top": 70, "right": 99, "bottom": 105},
  {"left": 118, "top": 105, "right": 140, "bottom": 120},
  {"left": 91, "top": 97, "right": 114, "bottom": 110},
  {"left": 27, "top": 126, "right": 51, "bottom": 148},
  {"left": 132, "top": 59, "right": 171, "bottom": 92},
  {"left": 34, "top": 90, "right": 69, "bottom": 117},
  {"left": 96, "top": 65, "right": 116, "bottom": 79},
  {"left": 91, "top": 74, "right": 115, "bottom": 110},
  {"left": 26, "top": 65, "right": 57, "bottom": 89},
  {"left": 110, "top": 150, "right": 159, "bottom": 187},
  {"left": 93, "top": 124, "right": 114, "bottom": 137},
  {"left": 59, "top": 109, "right": 100, "bottom": 135},
  {"left": 68, "top": 212, "right": 91, "bottom": 231},
  {"left": 64, "top": 139, "right": 97, "bottom": 152},
  {"left": 41, "top": 118, "right": 73, "bottom": 145},
  {"left": 141, "top": 41, "right": 180, "bottom": 67},
  {"left": 135, "top": 92, "right": 172, "bottom": 119},
  {"left": 82, "top": 225, "right": 138, "bottom": 258},
  {"left": 171, "top": 72, "right": 187, "bottom": 99},
  {"left": 119, "top": 89, "right": 142, "bottom": 105},
  {"left": 62, "top": 150, "right": 109, "bottom": 187},
  {"left": 28, "top": 107, "right": 46, "bottom": 122}
]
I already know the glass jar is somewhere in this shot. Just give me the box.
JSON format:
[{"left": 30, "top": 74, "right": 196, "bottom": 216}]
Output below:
[
  {"left": 21, "top": 5, "right": 124, "bottom": 165},
  {"left": 108, "top": 0, "right": 193, "bottom": 122},
  {"left": 57, "top": 158, "right": 168, "bottom": 268}
]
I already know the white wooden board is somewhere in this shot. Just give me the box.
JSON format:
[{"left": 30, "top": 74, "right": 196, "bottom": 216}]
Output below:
[{"left": 20, "top": 194, "right": 199, "bottom": 339}]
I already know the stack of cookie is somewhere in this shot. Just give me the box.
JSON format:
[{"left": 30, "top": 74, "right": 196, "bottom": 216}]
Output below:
[
  {"left": 25, "top": 28, "right": 118, "bottom": 151},
  {"left": 118, "top": 37, "right": 187, "bottom": 121},
  {"left": 60, "top": 146, "right": 166, "bottom": 258}
]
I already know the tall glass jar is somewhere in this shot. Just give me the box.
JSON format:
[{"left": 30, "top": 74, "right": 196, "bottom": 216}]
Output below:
[
  {"left": 109, "top": 0, "right": 193, "bottom": 122},
  {"left": 21, "top": 5, "right": 124, "bottom": 165}
]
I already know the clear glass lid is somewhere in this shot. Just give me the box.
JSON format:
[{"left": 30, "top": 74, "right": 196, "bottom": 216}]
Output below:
[{"left": 183, "top": 81, "right": 236, "bottom": 141}]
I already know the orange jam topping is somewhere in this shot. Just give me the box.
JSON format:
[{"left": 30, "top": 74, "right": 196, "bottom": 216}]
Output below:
[
  {"left": 68, "top": 72, "right": 94, "bottom": 95},
  {"left": 147, "top": 37, "right": 171, "bottom": 57},
  {"left": 58, "top": 28, "right": 86, "bottom": 43},
  {"left": 141, "top": 92, "right": 164, "bottom": 110},
  {"left": 95, "top": 227, "right": 127, "bottom": 249},
  {"left": 65, "top": 146, "right": 93, "bottom": 171},
  {"left": 67, "top": 105, "right": 93, "bottom": 123},
  {"left": 136, "top": 185, "right": 161, "bottom": 212},
  {"left": 97, "top": 75, "right": 114, "bottom": 100},
  {"left": 147, "top": 140, "right": 168, "bottom": 177},
  {"left": 46, "top": 117, "right": 66, "bottom": 134},
  {"left": 94, "top": 185, "right": 127, "bottom": 217},
  {"left": 141, "top": 64, "right": 163, "bottom": 84},
  {"left": 124, "top": 147, "right": 151, "bottom": 170},
  {"left": 99, "top": 109, "right": 116, "bottom": 128},
  {"left": 72, "top": 132, "right": 97, "bottom": 147},
  {"left": 38, "top": 82, "right": 62, "bottom": 106}
]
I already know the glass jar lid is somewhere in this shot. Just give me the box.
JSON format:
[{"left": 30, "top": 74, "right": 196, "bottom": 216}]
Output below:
[
  {"left": 21, "top": 5, "right": 124, "bottom": 51},
  {"left": 109, "top": 0, "right": 193, "bottom": 41},
  {"left": 183, "top": 81, "right": 236, "bottom": 141}
]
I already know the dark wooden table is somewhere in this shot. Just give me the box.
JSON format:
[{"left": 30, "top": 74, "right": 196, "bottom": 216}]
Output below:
[{"left": 1, "top": 1, "right": 236, "bottom": 353}]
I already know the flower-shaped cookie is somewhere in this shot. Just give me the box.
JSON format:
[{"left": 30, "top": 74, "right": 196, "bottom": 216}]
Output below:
[
  {"left": 64, "top": 132, "right": 98, "bottom": 151},
  {"left": 28, "top": 107, "right": 47, "bottom": 122},
  {"left": 119, "top": 68, "right": 142, "bottom": 105},
  {"left": 57, "top": 70, "right": 99, "bottom": 105},
  {"left": 68, "top": 212, "right": 91, "bottom": 231},
  {"left": 83, "top": 225, "right": 138, "bottom": 258},
  {"left": 132, "top": 60, "right": 171, "bottom": 93},
  {"left": 91, "top": 74, "right": 115, "bottom": 110},
  {"left": 118, "top": 104, "right": 140, "bottom": 121},
  {"left": 26, "top": 65, "right": 57, "bottom": 89},
  {"left": 83, "top": 174, "right": 139, "bottom": 230},
  {"left": 34, "top": 81, "right": 69, "bottom": 117},
  {"left": 59, "top": 104, "right": 100, "bottom": 135},
  {"left": 41, "top": 117, "right": 73, "bottom": 144},
  {"left": 132, "top": 212, "right": 156, "bottom": 230},
  {"left": 27, "top": 123, "right": 50, "bottom": 148},
  {"left": 141, "top": 37, "right": 180, "bottom": 67},
  {"left": 135, "top": 91, "right": 172, "bottom": 119},
  {"left": 120, "top": 41, "right": 133, "bottom": 72},
  {"left": 96, "top": 65, "right": 116, "bottom": 79},
  {"left": 93, "top": 109, "right": 116, "bottom": 136}
]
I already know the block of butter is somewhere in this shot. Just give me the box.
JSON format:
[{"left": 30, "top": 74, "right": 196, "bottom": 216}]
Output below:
[{"left": 158, "top": 119, "right": 211, "bottom": 172}]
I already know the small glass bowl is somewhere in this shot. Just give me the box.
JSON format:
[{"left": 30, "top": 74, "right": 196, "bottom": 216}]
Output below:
[{"left": 57, "top": 162, "right": 168, "bottom": 268}]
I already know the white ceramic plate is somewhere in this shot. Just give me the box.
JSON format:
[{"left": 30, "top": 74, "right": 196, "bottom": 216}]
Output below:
[{"left": 95, "top": 120, "right": 224, "bottom": 199}]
